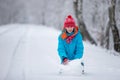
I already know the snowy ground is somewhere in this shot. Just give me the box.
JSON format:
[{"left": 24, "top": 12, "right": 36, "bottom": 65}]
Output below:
[{"left": 0, "top": 24, "right": 120, "bottom": 80}]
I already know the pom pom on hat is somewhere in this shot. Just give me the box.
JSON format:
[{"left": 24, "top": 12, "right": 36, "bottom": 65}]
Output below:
[
  {"left": 64, "top": 15, "right": 76, "bottom": 28},
  {"left": 67, "top": 15, "right": 72, "bottom": 18}
]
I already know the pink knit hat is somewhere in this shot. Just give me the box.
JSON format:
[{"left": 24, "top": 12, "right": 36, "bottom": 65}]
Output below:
[{"left": 64, "top": 15, "right": 76, "bottom": 28}]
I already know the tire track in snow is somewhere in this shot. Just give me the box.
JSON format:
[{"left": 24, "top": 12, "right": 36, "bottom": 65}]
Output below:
[
  {"left": 0, "top": 26, "right": 18, "bottom": 36},
  {"left": 4, "top": 26, "right": 29, "bottom": 80}
]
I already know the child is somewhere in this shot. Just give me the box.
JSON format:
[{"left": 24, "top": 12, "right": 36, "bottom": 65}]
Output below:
[{"left": 57, "top": 15, "right": 84, "bottom": 65}]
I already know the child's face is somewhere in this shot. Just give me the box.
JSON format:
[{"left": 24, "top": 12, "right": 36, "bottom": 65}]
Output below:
[{"left": 65, "top": 27, "right": 74, "bottom": 33}]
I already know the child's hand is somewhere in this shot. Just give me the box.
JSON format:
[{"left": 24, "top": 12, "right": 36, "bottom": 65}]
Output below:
[{"left": 63, "top": 58, "right": 69, "bottom": 65}]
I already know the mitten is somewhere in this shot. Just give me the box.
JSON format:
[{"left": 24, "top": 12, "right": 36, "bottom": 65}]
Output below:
[{"left": 62, "top": 58, "right": 68, "bottom": 65}]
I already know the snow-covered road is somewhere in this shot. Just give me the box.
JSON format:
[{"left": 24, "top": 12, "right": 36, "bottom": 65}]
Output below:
[{"left": 0, "top": 24, "right": 120, "bottom": 80}]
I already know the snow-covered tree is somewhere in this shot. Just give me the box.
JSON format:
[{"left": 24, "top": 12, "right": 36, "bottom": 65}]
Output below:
[
  {"left": 0, "top": 0, "right": 25, "bottom": 25},
  {"left": 80, "top": 0, "right": 120, "bottom": 52},
  {"left": 108, "top": 0, "right": 120, "bottom": 52},
  {"left": 73, "top": 0, "right": 97, "bottom": 45}
]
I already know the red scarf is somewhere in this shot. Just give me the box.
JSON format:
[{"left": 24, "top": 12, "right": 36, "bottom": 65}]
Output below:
[{"left": 61, "top": 26, "right": 79, "bottom": 43}]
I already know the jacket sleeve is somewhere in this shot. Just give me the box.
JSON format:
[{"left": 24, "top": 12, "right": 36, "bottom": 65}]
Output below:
[
  {"left": 57, "top": 35, "right": 67, "bottom": 62},
  {"left": 74, "top": 32, "right": 84, "bottom": 59}
]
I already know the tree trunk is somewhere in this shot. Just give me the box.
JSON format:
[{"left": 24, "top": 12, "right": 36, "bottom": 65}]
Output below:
[
  {"left": 73, "top": 0, "right": 97, "bottom": 45},
  {"left": 101, "top": 21, "right": 110, "bottom": 49},
  {"left": 108, "top": 0, "right": 120, "bottom": 52}
]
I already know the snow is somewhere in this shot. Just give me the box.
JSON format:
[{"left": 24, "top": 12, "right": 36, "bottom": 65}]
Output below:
[
  {"left": 58, "top": 59, "right": 84, "bottom": 76},
  {"left": 0, "top": 24, "right": 120, "bottom": 80}
]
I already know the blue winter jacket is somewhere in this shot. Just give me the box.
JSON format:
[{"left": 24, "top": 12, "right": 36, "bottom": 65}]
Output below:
[{"left": 57, "top": 30, "right": 84, "bottom": 63}]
